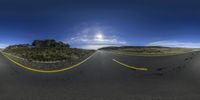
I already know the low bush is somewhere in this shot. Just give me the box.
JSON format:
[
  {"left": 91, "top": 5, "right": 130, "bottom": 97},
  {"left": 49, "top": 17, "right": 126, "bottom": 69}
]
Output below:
[{"left": 3, "top": 39, "right": 95, "bottom": 61}]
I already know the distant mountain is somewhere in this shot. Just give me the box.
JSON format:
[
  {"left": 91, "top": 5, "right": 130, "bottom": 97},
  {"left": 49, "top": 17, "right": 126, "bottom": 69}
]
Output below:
[{"left": 98, "top": 46, "right": 170, "bottom": 50}]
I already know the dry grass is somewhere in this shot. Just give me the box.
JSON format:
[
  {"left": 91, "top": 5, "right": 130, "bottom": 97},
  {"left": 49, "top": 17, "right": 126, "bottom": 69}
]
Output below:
[{"left": 108, "top": 47, "right": 196, "bottom": 56}]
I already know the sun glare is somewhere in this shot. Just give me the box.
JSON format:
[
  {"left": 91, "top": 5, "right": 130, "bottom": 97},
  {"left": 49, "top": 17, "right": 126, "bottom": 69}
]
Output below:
[{"left": 95, "top": 33, "right": 104, "bottom": 41}]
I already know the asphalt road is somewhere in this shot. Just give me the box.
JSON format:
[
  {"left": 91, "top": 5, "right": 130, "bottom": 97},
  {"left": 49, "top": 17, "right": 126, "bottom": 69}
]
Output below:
[{"left": 1, "top": 51, "right": 200, "bottom": 100}]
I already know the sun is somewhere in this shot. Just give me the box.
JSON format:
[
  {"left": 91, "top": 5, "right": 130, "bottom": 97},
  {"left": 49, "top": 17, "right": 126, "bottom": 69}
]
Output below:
[
  {"left": 95, "top": 33, "right": 104, "bottom": 40},
  {"left": 96, "top": 34, "right": 103, "bottom": 39}
]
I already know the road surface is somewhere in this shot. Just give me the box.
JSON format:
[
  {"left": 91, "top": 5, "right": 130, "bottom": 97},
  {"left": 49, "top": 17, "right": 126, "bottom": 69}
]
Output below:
[{"left": 1, "top": 51, "right": 200, "bottom": 100}]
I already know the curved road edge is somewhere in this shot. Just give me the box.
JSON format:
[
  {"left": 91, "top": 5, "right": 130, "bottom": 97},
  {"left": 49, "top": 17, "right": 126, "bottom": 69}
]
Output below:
[{"left": 0, "top": 51, "right": 97, "bottom": 73}]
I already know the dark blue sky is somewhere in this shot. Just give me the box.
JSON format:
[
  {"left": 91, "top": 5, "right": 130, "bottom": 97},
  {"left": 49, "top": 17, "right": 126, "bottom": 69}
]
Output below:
[{"left": 1, "top": 0, "right": 200, "bottom": 49}]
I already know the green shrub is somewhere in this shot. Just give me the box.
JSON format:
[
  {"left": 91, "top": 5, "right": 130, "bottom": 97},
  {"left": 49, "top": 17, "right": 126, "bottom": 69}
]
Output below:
[{"left": 3, "top": 39, "right": 95, "bottom": 61}]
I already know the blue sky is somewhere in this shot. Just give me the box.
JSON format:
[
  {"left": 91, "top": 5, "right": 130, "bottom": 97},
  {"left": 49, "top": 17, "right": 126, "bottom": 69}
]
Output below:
[{"left": 1, "top": 0, "right": 200, "bottom": 49}]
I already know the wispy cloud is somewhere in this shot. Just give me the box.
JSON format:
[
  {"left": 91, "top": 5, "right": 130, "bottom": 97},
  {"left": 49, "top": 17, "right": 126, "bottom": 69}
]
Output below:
[
  {"left": 79, "top": 45, "right": 119, "bottom": 50},
  {"left": 68, "top": 25, "right": 127, "bottom": 49},
  {"left": 147, "top": 40, "right": 200, "bottom": 48},
  {"left": 70, "top": 34, "right": 127, "bottom": 49}
]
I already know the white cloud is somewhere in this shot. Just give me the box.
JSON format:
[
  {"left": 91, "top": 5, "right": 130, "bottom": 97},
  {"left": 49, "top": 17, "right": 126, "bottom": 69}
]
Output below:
[
  {"left": 0, "top": 43, "right": 8, "bottom": 48},
  {"left": 79, "top": 45, "right": 118, "bottom": 50},
  {"left": 70, "top": 34, "right": 127, "bottom": 49},
  {"left": 68, "top": 26, "right": 127, "bottom": 49},
  {"left": 147, "top": 40, "right": 200, "bottom": 48}
]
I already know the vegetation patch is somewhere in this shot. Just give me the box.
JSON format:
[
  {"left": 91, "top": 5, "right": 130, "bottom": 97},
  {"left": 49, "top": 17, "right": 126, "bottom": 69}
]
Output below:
[
  {"left": 3, "top": 39, "right": 95, "bottom": 70},
  {"left": 99, "top": 46, "right": 195, "bottom": 56}
]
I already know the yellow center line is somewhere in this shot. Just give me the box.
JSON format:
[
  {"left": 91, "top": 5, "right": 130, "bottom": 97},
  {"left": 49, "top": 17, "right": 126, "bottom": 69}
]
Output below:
[
  {"left": 112, "top": 59, "right": 148, "bottom": 71},
  {"left": 1, "top": 52, "right": 96, "bottom": 73}
]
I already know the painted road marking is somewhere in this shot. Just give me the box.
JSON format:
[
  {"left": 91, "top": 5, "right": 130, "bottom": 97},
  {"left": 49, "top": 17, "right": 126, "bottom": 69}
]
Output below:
[
  {"left": 113, "top": 59, "right": 148, "bottom": 71},
  {"left": 1, "top": 52, "right": 96, "bottom": 73}
]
